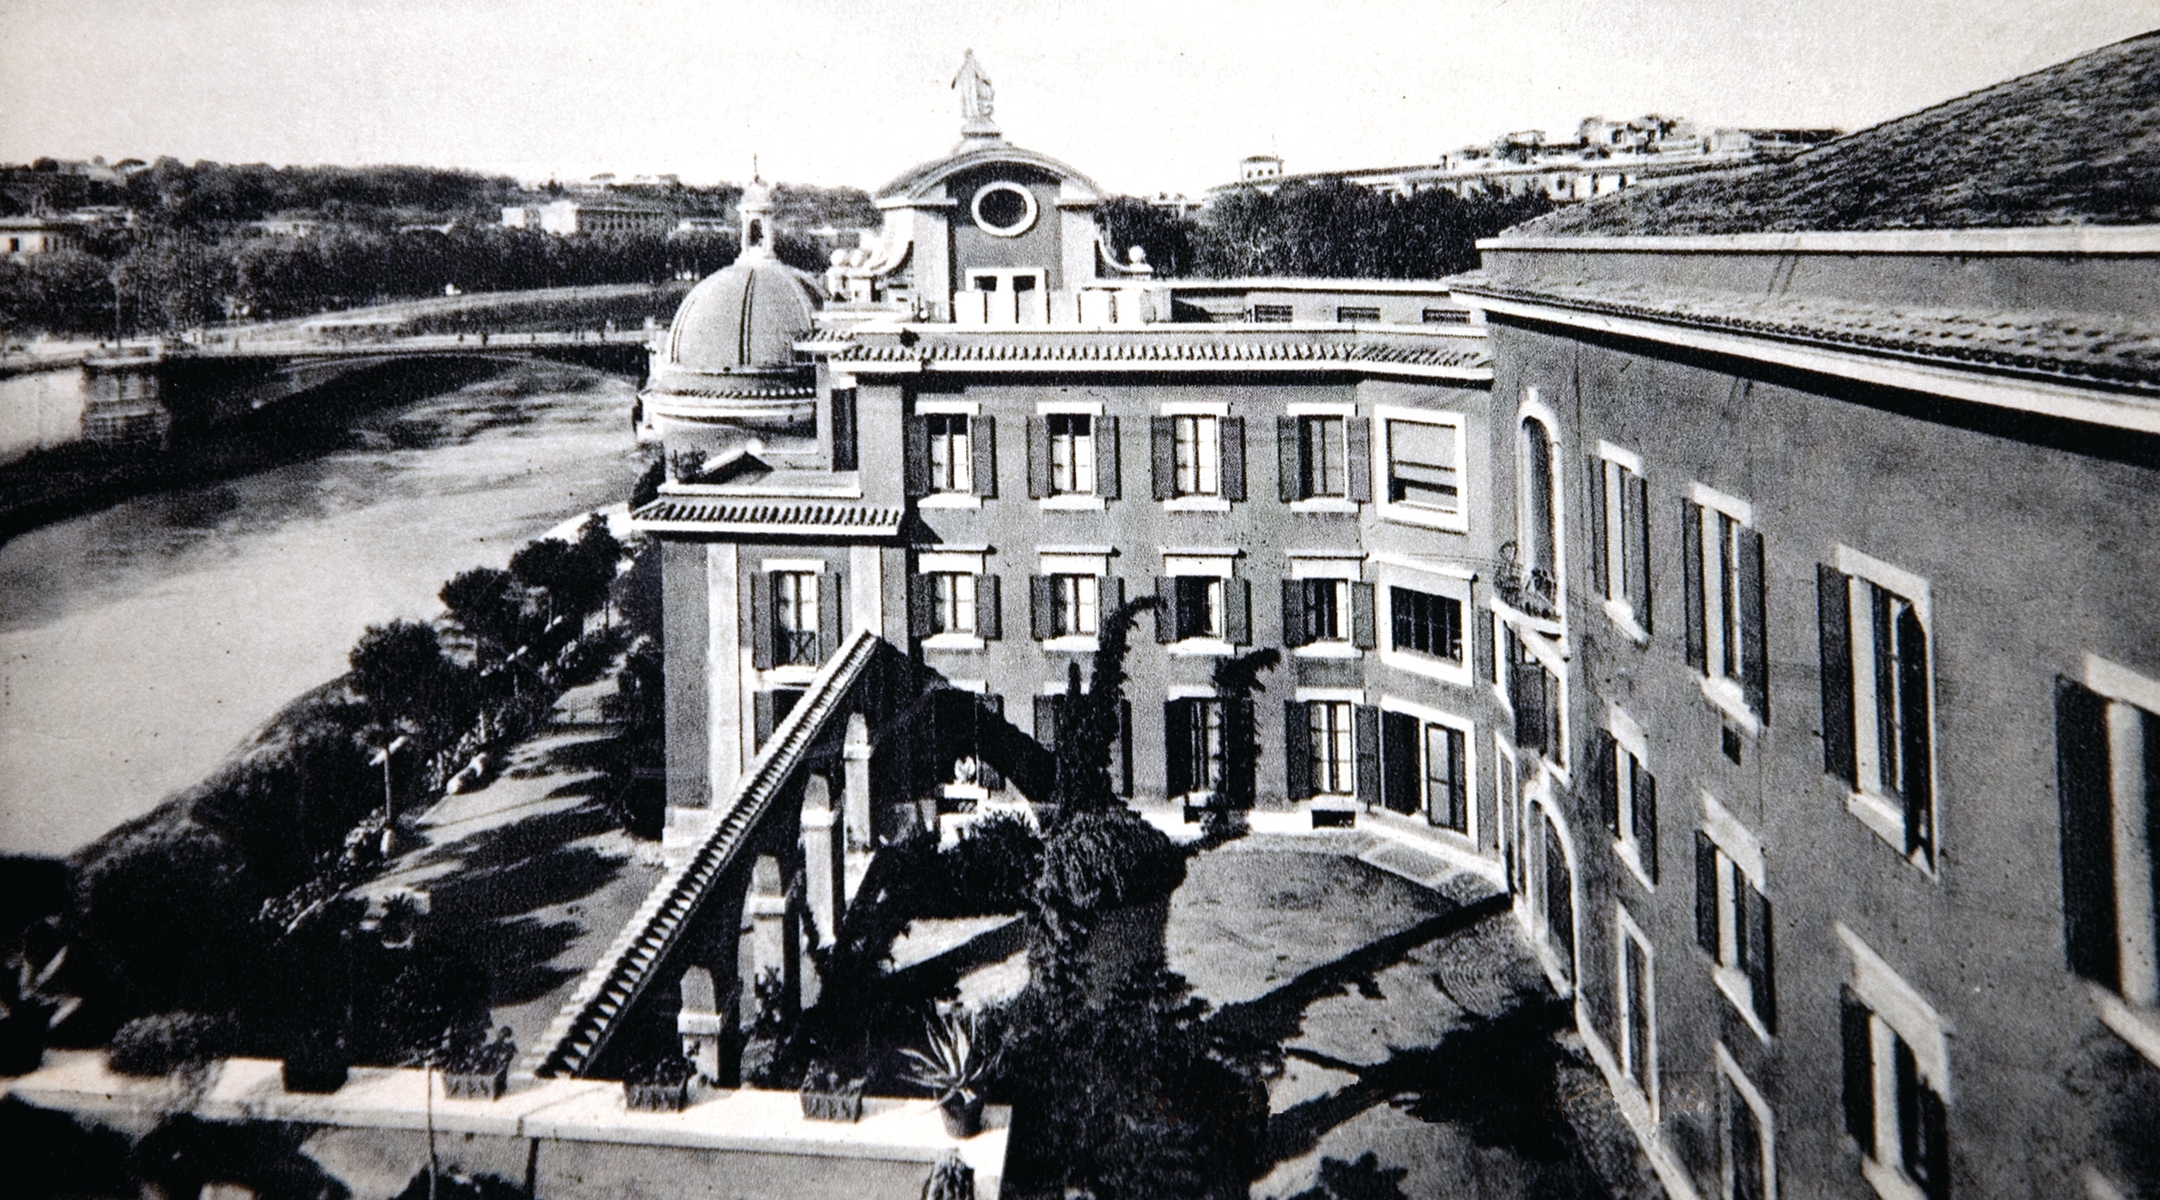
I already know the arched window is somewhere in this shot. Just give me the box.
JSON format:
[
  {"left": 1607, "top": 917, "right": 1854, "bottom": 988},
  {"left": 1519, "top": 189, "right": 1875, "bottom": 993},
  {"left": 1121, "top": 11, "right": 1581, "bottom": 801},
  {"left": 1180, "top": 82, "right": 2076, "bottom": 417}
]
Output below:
[{"left": 1517, "top": 417, "right": 1560, "bottom": 614}]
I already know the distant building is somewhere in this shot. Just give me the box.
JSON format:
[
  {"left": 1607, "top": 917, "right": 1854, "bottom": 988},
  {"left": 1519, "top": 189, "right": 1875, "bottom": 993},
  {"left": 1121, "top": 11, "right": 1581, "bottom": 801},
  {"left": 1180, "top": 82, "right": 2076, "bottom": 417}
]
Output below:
[
  {"left": 1450, "top": 29, "right": 2160, "bottom": 1200},
  {"left": 254, "top": 214, "right": 324, "bottom": 238},
  {"left": 502, "top": 199, "right": 673, "bottom": 236},
  {"left": 1213, "top": 117, "right": 1838, "bottom": 207},
  {"left": 0, "top": 215, "right": 84, "bottom": 256}
]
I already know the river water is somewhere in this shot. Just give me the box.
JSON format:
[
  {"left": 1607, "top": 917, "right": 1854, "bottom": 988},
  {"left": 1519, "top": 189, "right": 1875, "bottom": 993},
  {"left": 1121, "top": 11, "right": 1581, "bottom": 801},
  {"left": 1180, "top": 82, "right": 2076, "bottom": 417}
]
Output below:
[{"left": 0, "top": 362, "right": 649, "bottom": 857}]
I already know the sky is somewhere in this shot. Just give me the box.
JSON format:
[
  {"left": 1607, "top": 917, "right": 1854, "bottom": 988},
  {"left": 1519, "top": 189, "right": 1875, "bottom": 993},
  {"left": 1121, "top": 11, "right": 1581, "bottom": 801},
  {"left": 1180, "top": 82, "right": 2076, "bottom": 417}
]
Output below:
[{"left": 2, "top": 0, "right": 2154, "bottom": 196}]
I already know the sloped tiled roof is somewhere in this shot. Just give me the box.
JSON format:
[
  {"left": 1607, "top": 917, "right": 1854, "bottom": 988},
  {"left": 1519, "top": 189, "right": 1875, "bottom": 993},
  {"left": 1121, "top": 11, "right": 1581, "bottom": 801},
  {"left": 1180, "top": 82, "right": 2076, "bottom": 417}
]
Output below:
[
  {"left": 1517, "top": 31, "right": 2160, "bottom": 235},
  {"left": 1451, "top": 269, "right": 2160, "bottom": 394},
  {"left": 829, "top": 335, "right": 1489, "bottom": 373},
  {"left": 629, "top": 499, "right": 904, "bottom": 537}
]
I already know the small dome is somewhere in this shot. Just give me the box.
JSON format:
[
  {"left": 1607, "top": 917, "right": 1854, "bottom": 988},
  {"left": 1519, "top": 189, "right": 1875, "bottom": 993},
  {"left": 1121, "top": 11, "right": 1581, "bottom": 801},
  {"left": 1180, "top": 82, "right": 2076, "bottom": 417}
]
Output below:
[{"left": 661, "top": 257, "right": 820, "bottom": 374}]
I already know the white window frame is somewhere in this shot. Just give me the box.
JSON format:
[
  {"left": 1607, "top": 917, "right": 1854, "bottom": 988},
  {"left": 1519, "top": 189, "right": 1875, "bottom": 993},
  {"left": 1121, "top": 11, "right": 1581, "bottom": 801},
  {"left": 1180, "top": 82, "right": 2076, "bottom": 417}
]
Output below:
[
  {"left": 1693, "top": 482, "right": 1760, "bottom": 732},
  {"left": 1166, "top": 687, "right": 1227, "bottom": 802},
  {"left": 1286, "top": 400, "right": 1358, "bottom": 513},
  {"left": 1374, "top": 405, "right": 1469, "bottom": 532},
  {"left": 1608, "top": 704, "right": 1656, "bottom": 891},
  {"left": 1288, "top": 552, "right": 1366, "bottom": 660},
  {"left": 1161, "top": 401, "right": 1228, "bottom": 510},
  {"left": 1376, "top": 559, "right": 1473, "bottom": 687},
  {"left": 1035, "top": 399, "right": 1105, "bottom": 511},
  {"left": 1836, "top": 923, "right": 1952, "bottom": 1200},
  {"left": 916, "top": 398, "right": 982, "bottom": 509},
  {"left": 917, "top": 549, "right": 987, "bottom": 651},
  {"left": 1615, "top": 904, "right": 1659, "bottom": 1125},
  {"left": 1305, "top": 697, "right": 1358, "bottom": 799},
  {"left": 1530, "top": 797, "right": 1581, "bottom": 998},
  {"left": 1595, "top": 440, "right": 1651, "bottom": 644},
  {"left": 1038, "top": 549, "right": 1111, "bottom": 653},
  {"left": 1163, "top": 551, "right": 1237, "bottom": 657},
  {"left": 1379, "top": 696, "right": 1478, "bottom": 843},
  {"left": 1702, "top": 792, "right": 1772, "bottom": 1042},
  {"left": 2080, "top": 654, "right": 2160, "bottom": 1064},
  {"left": 1835, "top": 545, "right": 1939, "bottom": 867},
  {"left": 1716, "top": 1042, "right": 1778, "bottom": 1200}
]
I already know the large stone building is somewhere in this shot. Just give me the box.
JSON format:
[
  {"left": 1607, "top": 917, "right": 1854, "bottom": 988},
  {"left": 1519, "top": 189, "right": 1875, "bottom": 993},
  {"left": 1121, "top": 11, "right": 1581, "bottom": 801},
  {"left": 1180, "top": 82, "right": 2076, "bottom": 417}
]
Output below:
[
  {"left": 1449, "top": 30, "right": 2160, "bottom": 1200},
  {"left": 633, "top": 93, "right": 1507, "bottom": 881}
]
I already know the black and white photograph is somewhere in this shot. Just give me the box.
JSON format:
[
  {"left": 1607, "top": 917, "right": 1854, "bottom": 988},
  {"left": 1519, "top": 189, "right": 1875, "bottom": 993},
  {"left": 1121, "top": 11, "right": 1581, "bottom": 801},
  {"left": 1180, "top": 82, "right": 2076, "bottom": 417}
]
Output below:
[{"left": 1, "top": 2, "right": 2157, "bottom": 1196}]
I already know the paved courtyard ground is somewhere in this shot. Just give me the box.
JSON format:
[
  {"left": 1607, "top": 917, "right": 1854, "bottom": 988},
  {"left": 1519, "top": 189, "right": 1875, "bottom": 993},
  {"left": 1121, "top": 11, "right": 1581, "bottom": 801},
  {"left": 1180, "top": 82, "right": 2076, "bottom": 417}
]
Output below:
[{"left": 1166, "top": 833, "right": 1664, "bottom": 1200}]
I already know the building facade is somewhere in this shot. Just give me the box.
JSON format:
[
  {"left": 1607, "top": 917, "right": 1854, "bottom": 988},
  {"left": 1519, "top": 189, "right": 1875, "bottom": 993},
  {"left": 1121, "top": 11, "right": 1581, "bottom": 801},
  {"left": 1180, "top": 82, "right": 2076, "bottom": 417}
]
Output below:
[{"left": 1450, "top": 29, "right": 2160, "bottom": 1200}]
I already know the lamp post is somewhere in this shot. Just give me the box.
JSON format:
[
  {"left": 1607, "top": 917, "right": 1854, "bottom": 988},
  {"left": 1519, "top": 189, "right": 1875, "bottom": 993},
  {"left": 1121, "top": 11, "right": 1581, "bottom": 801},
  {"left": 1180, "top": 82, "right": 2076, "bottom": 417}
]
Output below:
[{"left": 370, "top": 734, "right": 410, "bottom": 848}]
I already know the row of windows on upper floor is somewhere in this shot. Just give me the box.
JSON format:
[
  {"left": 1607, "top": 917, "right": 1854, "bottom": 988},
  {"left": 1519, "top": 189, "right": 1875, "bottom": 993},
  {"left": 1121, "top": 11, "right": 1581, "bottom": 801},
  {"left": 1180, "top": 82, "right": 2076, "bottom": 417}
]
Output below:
[{"left": 895, "top": 409, "right": 1467, "bottom": 526}]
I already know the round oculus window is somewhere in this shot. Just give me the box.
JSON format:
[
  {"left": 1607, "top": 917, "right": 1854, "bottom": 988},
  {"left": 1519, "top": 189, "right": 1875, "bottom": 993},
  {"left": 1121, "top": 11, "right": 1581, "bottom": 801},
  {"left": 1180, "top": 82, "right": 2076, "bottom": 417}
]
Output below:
[{"left": 970, "top": 182, "right": 1038, "bottom": 237}]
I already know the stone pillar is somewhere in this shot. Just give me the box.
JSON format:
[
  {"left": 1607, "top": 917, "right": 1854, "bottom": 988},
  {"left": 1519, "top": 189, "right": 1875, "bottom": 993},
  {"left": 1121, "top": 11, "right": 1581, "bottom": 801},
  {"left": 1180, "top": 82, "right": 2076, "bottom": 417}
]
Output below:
[
  {"left": 843, "top": 712, "right": 874, "bottom": 855},
  {"left": 675, "top": 964, "right": 741, "bottom": 1086},
  {"left": 744, "top": 854, "right": 790, "bottom": 1027},
  {"left": 800, "top": 774, "right": 845, "bottom": 950}
]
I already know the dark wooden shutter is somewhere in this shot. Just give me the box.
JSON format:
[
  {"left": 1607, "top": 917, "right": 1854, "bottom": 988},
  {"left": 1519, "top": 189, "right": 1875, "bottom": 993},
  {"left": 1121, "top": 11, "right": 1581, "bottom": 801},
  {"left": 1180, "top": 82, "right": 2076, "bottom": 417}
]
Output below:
[
  {"left": 1104, "top": 575, "right": 1125, "bottom": 617},
  {"left": 1354, "top": 704, "right": 1381, "bottom": 809},
  {"left": 1351, "top": 582, "right": 1377, "bottom": 649},
  {"left": 1514, "top": 653, "right": 1547, "bottom": 755},
  {"left": 1346, "top": 417, "right": 1371, "bottom": 503},
  {"left": 1743, "top": 882, "right": 1775, "bottom": 1032},
  {"left": 908, "top": 575, "right": 937, "bottom": 639},
  {"left": 1818, "top": 565, "right": 1857, "bottom": 784},
  {"left": 1592, "top": 730, "right": 1618, "bottom": 834},
  {"left": 1226, "top": 578, "right": 1251, "bottom": 645},
  {"left": 1897, "top": 606, "right": 1931, "bottom": 856},
  {"left": 971, "top": 415, "right": 997, "bottom": 497},
  {"left": 1281, "top": 580, "right": 1307, "bottom": 648},
  {"left": 979, "top": 694, "right": 1005, "bottom": 791},
  {"left": 1444, "top": 728, "right": 1466, "bottom": 831},
  {"left": 1840, "top": 986, "right": 1876, "bottom": 1156},
  {"left": 1284, "top": 700, "right": 1313, "bottom": 801},
  {"left": 1474, "top": 607, "right": 1495, "bottom": 684},
  {"left": 1029, "top": 576, "right": 1056, "bottom": 640},
  {"left": 830, "top": 388, "right": 858, "bottom": 471},
  {"left": 818, "top": 570, "right": 843, "bottom": 661},
  {"left": 753, "top": 690, "right": 777, "bottom": 747},
  {"left": 1587, "top": 458, "right": 1609, "bottom": 599},
  {"left": 1695, "top": 832, "right": 1719, "bottom": 954},
  {"left": 1277, "top": 416, "right": 1301, "bottom": 502},
  {"left": 1682, "top": 499, "right": 1706, "bottom": 673},
  {"left": 2056, "top": 678, "right": 2118, "bottom": 986},
  {"left": 1151, "top": 416, "right": 1175, "bottom": 499},
  {"left": 1382, "top": 710, "right": 1417, "bottom": 815},
  {"left": 903, "top": 414, "right": 931, "bottom": 497},
  {"left": 1221, "top": 417, "right": 1246, "bottom": 501},
  {"left": 1738, "top": 526, "right": 1768, "bottom": 718},
  {"left": 749, "top": 571, "right": 774, "bottom": 670},
  {"left": 1622, "top": 473, "right": 1650, "bottom": 627},
  {"left": 1635, "top": 767, "right": 1659, "bottom": 883},
  {"left": 1914, "top": 1079, "right": 1949, "bottom": 1200},
  {"left": 1154, "top": 576, "right": 1175, "bottom": 642},
  {"left": 1116, "top": 698, "right": 1134, "bottom": 797},
  {"left": 1034, "top": 694, "right": 1060, "bottom": 749},
  {"left": 976, "top": 574, "right": 1001, "bottom": 640},
  {"left": 1096, "top": 415, "right": 1120, "bottom": 499},
  {"left": 1165, "top": 700, "right": 1194, "bottom": 797},
  {"left": 1026, "top": 416, "right": 1051, "bottom": 498}
]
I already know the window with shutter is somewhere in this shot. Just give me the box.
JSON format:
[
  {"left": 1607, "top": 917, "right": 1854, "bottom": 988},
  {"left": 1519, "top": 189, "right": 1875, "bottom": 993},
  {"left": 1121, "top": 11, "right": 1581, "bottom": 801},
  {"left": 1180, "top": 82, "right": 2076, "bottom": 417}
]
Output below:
[
  {"left": 1821, "top": 551, "right": 1937, "bottom": 868},
  {"left": 903, "top": 415, "right": 932, "bottom": 497},
  {"left": 1719, "top": 1054, "right": 1773, "bottom": 1200},
  {"left": 971, "top": 415, "right": 997, "bottom": 497},
  {"left": 1686, "top": 487, "right": 1764, "bottom": 726},
  {"left": 1312, "top": 701, "right": 1358, "bottom": 797},
  {"left": 1352, "top": 705, "right": 1380, "bottom": 808},
  {"left": 1697, "top": 809, "right": 1774, "bottom": 1037},
  {"left": 2056, "top": 663, "right": 2160, "bottom": 1008},
  {"left": 1284, "top": 700, "right": 1313, "bottom": 801},
  {"left": 1281, "top": 579, "right": 1308, "bottom": 648},
  {"left": 1591, "top": 449, "right": 1652, "bottom": 637},
  {"left": 1542, "top": 818, "right": 1575, "bottom": 982},
  {"left": 1095, "top": 416, "right": 1120, "bottom": 499},
  {"left": 1028, "top": 416, "right": 1053, "bottom": 498},
  {"left": 1380, "top": 709, "right": 1417, "bottom": 813},
  {"left": 1839, "top": 930, "right": 1953, "bottom": 1200},
  {"left": 1617, "top": 910, "right": 1657, "bottom": 1118},
  {"left": 1045, "top": 414, "right": 1092, "bottom": 496}
]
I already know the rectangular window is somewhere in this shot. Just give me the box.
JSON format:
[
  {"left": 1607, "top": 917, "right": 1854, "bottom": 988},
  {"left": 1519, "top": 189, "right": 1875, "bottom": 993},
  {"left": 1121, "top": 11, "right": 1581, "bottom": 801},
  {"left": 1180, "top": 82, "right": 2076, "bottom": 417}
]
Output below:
[
  {"left": 1594, "top": 728, "right": 1659, "bottom": 884},
  {"left": 1421, "top": 307, "right": 1469, "bottom": 325},
  {"left": 1175, "top": 576, "right": 1222, "bottom": 640},
  {"left": 1166, "top": 697, "right": 1225, "bottom": 798},
  {"left": 772, "top": 571, "right": 821, "bottom": 667},
  {"left": 1617, "top": 911, "right": 1656, "bottom": 1113},
  {"left": 1720, "top": 1048, "right": 1776, "bottom": 1200},
  {"left": 1252, "top": 304, "right": 1294, "bottom": 323},
  {"left": 2057, "top": 663, "right": 2160, "bottom": 1009},
  {"left": 1509, "top": 629, "right": 1564, "bottom": 767},
  {"left": 1278, "top": 415, "right": 1371, "bottom": 504},
  {"left": 1047, "top": 413, "right": 1095, "bottom": 496},
  {"left": 1385, "top": 417, "right": 1461, "bottom": 514},
  {"left": 1390, "top": 586, "right": 1463, "bottom": 663},
  {"left": 1839, "top": 929, "right": 1950, "bottom": 1200},
  {"left": 1300, "top": 416, "right": 1346, "bottom": 497},
  {"left": 1053, "top": 574, "right": 1098, "bottom": 637},
  {"left": 1173, "top": 415, "right": 1220, "bottom": 497},
  {"left": 1423, "top": 721, "right": 1467, "bottom": 831},
  {"left": 1336, "top": 305, "right": 1380, "bottom": 323},
  {"left": 1587, "top": 451, "right": 1651, "bottom": 633},
  {"left": 930, "top": 572, "right": 976, "bottom": 635},
  {"left": 926, "top": 414, "right": 971, "bottom": 493},
  {"left": 1696, "top": 815, "right": 1775, "bottom": 1036},
  {"left": 1308, "top": 700, "right": 1357, "bottom": 796},
  {"left": 1684, "top": 492, "right": 1767, "bottom": 721},
  {"left": 1820, "top": 556, "right": 1934, "bottom": 864}
]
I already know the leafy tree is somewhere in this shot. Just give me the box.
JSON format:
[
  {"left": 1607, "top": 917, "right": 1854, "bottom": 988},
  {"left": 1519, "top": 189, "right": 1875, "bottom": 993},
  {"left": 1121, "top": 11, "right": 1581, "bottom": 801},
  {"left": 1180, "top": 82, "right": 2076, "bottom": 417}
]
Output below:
[
  {"left": 1096, "top": 196, "right": 1201, "bottom": 277},
  {"left": 349, "top": 619, "right": 454, "bottom": 726},
  {"left": 439, "top": 568, "right": 528, "bottom": 655},
  {"left": 1196, "top": 179, "right": 1554, "bottom": 279}
]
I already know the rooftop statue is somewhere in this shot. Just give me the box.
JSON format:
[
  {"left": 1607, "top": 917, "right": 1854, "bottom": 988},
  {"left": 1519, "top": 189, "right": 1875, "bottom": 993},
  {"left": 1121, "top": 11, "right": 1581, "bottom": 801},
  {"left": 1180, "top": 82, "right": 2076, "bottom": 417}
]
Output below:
[{"left": 953, "top": 50, "right": 998, "bottom": 136}]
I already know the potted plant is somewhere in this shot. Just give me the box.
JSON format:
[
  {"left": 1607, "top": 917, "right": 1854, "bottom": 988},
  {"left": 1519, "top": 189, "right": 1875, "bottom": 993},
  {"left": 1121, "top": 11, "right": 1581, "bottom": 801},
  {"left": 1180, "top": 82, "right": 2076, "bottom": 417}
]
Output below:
[
  {"left": 922, "top": 1152, "right": 975, "bottom": 1200},
  {"left": 902, "top": 1009, "right": 994, "bottom": 1139},
  {"left": 623, "top": 1052, "right": 693, "bottom": 1112},
  {"left": 442, "top": 1026, "right": 516, "bottom": 1101},
  {"left": 799, "top": 1063, "right": 866, "bottom": 1123},
  {"left": 283, "top": 1027, "right": 350, "bottom": 1094}
]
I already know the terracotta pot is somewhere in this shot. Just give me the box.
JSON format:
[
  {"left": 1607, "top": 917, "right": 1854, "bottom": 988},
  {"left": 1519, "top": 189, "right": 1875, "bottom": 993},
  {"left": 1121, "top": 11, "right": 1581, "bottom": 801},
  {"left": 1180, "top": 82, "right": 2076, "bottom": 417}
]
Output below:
[
  {"left": 625, "top": 1078, "right": 690, "bottom": 1111},
  {"left": 939, "top": 1090, "right": 985, "bottom": 1139},
  {"left": 443, "top": 1063, "right": 509, "bottom": 1100}
]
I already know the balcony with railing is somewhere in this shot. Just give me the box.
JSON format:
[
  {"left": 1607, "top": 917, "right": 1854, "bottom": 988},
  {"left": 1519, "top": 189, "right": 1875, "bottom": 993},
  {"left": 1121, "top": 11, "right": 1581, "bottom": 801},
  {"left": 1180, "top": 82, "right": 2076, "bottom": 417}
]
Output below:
[{"left": 1493, "top": 542, "right": 1561, "bottom": 623}]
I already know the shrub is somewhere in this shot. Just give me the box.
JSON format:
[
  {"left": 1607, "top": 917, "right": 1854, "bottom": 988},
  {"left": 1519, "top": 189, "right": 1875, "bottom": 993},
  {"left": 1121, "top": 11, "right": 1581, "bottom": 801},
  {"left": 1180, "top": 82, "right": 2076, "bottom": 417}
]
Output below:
[
  {"left": 940, "top": 813, "right": 1042, "bottom": 916},
  {"left": 109, "top": 1012, "right": 235, "bottom": 1076}
]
